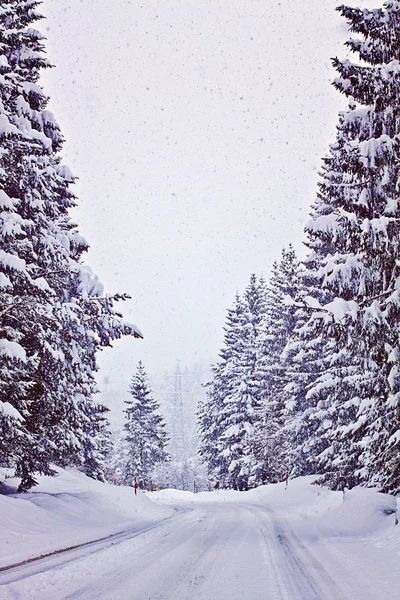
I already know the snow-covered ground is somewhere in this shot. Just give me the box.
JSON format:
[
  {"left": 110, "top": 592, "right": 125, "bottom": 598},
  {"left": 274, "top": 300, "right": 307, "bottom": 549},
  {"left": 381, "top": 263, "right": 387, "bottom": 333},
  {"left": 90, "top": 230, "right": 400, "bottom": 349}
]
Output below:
[
  {"left": 1, "top": 469, "right": 399, "bottom": 599},
  {"left": 0, "top": 468, "right": 173, "bottom": 569}
]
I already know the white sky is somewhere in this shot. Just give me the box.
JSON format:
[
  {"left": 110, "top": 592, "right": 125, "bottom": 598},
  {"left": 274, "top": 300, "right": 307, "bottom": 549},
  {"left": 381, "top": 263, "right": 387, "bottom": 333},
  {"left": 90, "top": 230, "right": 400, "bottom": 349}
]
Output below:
[{"left": 40, "top": 0, "right": 378, "bottom": 390}]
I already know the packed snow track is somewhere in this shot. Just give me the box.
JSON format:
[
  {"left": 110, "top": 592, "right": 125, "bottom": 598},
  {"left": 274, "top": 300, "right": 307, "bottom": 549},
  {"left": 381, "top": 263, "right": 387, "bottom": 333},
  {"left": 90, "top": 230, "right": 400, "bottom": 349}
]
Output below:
[{"left": 0, "top": 500, "right": 380, "bottom": 600}]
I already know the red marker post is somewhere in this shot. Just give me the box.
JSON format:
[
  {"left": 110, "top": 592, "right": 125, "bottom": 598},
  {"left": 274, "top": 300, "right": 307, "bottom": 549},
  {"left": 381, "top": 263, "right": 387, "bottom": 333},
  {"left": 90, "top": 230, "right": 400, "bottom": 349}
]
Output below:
[{"left": 133, "top": 476, "right": 139, "bottom": 495}]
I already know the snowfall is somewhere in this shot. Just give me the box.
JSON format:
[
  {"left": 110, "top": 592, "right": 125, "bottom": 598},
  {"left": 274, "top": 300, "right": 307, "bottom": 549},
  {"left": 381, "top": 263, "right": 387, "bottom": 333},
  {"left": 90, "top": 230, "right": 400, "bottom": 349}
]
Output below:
[{"left": 0, "top": 468, "right": 399, "bottom": 599}]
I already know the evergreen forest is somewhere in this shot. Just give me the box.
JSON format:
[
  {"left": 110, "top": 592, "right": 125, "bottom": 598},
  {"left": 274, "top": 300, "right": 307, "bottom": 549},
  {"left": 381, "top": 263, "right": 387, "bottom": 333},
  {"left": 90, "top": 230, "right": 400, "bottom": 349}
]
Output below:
[{"left": 1, "top": 0, "right": 400, "bottom": 498}]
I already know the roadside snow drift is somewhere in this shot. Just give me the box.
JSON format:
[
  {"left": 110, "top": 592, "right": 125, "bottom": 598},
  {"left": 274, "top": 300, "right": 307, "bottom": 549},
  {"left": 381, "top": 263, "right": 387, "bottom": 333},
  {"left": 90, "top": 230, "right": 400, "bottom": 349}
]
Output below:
[{"left": 0, "top": 467, "right": 173, "bottom": 569}]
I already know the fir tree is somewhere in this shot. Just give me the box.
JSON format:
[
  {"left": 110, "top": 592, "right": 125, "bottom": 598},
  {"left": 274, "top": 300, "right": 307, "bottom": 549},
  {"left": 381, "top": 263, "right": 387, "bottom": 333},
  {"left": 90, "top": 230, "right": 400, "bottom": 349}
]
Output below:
[
  {"left": 123, "top": 362, "right": 169, "bottom": 489},
  {"left": 0, "top": 0, "right": 141, "bottom": 491},
  {"left": 292, "top": 1, "right": 400, "bottom": 493},
  {"left": 199, "top": 275, "right": 266, "bottom": 490},
  {"left": 282, "top": 259, "right": 335, "bottom": 480},
  {"left": 198, "top": 294, "right": 245, "bottom": 486},
  {"left": 251, "top": 246, "right": 301, "bottom": 485}
]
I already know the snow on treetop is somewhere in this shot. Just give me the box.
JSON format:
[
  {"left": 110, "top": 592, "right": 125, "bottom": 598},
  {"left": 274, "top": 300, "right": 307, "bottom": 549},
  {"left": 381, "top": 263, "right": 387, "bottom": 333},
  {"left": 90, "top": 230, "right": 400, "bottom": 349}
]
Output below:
[
  {"left": 0, "top": 401, "right": 24, "bottom": 421},
  {"left": 56, "top": 163, "right": 74, "bottom": 182},
  {"left": 125, "top": 322, "right": 144, "bottom": 338},
  {"left": 13, "top": 114, "right": 53, "bottom": 150},
  {"left": 0, "top": 273, "right": 12, "bottom": 288},
  {"left": 0, "top": 190, "right": 14, "bottom": 209},
  {"left": 21, "top": 80, "right": 45, "bottom": 97},
  {"left": 365, "top": 299, "right": 384, "bottom": 322},
  {"left": 0, "top": 339, "right": 26, "bottom": 362},
  {"left": 359, "top": 135, "right": 395, "bottom": 167},
  {"left": 1, "top": 211, "right": 25, "bottom": 237},
  {"left": 303, "top": 295, "right": 323, "bottom": 310},
  {"left": 0, "top": 113, "right": 19, "bottom": 136},
  {"left": 324, "top": 298, "right": 359, "bottom": 322},
  {"left": 282, "top": 294, "right": 295, "bottom": 306},
  {"left": 32, "top": 276, "right": 50, "bottom": 292},
  {"left": 77, "top": 266, "right": 105, "bottom": 298},
  {"left": 306, "top": 213, "right": 337, "bottom": 235},
  {"left": 0, "top": 249, "right": 26, "bottom": 272}
]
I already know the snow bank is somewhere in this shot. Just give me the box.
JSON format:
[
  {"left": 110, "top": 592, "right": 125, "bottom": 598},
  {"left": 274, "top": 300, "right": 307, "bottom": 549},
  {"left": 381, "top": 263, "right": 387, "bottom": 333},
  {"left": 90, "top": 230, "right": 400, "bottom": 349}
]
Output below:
[
  {"left": 0, "top": 467, "right": 173, "bottom": 569},
  {"left": 150, "top": 475, "right": 336, "bottom": 512},
  {"left": 150, "top": 476, "right": 400, "bottom": 554},
  {"left": 309, "top": 486, "right": 396, "bottom": 538}
]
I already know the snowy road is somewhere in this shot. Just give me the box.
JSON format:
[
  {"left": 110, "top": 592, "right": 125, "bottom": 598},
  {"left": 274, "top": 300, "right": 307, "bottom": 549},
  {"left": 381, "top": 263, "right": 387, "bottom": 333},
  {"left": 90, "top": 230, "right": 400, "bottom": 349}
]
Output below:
[{"left": 0, "top": 499, "right": 386, "bottom": 600}]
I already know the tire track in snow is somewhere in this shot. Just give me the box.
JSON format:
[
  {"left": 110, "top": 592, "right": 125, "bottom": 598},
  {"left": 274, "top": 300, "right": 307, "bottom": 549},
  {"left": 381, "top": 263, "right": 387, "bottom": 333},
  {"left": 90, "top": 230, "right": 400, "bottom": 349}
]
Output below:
[
  {"left": 145, "top": 506, "right": 242, "bottom": 600},
  {"left": 0, "top": 509, "right": 192, "bottom": 588},
  {"left": 253, "top": 504, "right": 348, "bottom": 600},
  {"left": 61, "top": 506, "right": 227, "bottom": 600}
]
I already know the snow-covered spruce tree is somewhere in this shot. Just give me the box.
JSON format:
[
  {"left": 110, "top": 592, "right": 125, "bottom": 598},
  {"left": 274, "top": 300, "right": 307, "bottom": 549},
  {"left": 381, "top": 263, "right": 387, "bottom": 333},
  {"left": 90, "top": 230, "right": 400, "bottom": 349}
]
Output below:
[
  {"left": 251, "top": 246, "right": 301, "bottom": 485},
  {"left": 123, "top": 362, "right": 169, "bottom": 489},
  {"left": 292, "top": 1, "right": 400, "bottom": 493},
  {"left": 198, "top": 294, "right": 244, "bottom": 486},
  {"left": 0, "top": 0, "right": 59, "bottom": 488},
  {"left": 104, "top": 427, "right": 127, "bottom": 485},
  {"left": 0, "top": 1, "right": 141, "bottom": 491},
  {"left": 199, "top": 275, "right": 266, "bottom": 490},
  {"left": 279, "top": 240, "right": 337, "bottom": 481},
  {"left": 221, "top": 274, "right": 266, "bottom": 490}
]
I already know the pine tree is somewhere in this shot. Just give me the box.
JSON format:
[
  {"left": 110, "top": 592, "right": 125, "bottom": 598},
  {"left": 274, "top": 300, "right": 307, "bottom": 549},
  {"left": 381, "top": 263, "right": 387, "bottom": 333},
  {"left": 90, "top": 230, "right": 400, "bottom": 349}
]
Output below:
[
  {"left": 282, "top": 256, "right": 335, "bottom": 480},
  {"left": 198, "top": 294, "right": 245, "bottom": 485},
  {"left": 199, "top": 275, "right": 266, "bottom": 490},
  {"left": 0, "top": 1, "right": 141, "bottom": 491},
  {"left": 104, "top": 426, "right": 127, "bottom": 485},
  {"left": 123, "top": 362, "right": 169, "bottom": 489},
  {"left": 292, "top": 1, "right": 400, "bottom": 493},
  {"left": 0, "top": 0, "right": 62, "bottom": 488},
  {"left": 251, "top": 246, "right": 301, "bottom": 485}
]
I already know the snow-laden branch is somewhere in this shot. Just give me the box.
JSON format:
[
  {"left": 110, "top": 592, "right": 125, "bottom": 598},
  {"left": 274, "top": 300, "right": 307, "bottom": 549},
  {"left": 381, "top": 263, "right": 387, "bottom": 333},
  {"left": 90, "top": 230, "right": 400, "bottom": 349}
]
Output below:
[{"left": 283, "top": 286, "right": 398, "bottom": 322}]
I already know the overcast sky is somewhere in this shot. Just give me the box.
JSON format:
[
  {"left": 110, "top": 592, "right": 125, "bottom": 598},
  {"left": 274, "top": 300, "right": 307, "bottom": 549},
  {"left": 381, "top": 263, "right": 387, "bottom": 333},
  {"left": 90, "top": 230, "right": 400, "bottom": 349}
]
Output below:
[{"left": 40, "top": 0, "right": 378, "bottom": 391}]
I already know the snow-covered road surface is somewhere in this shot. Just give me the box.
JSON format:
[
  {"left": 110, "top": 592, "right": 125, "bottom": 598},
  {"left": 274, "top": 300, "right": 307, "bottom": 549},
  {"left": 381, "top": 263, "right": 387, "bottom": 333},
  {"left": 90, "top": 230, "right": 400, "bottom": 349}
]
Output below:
[{"left": 0, "top": 498, "right": 383, "bottom": 600}]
